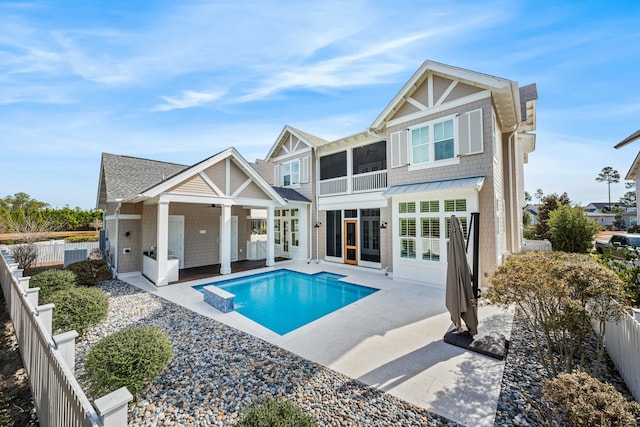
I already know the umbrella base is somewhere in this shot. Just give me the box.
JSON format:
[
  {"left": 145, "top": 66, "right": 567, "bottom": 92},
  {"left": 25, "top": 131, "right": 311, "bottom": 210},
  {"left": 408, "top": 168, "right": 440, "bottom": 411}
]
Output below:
[{"left": 443, "top": 325, "right": 508, "bottom": 360}]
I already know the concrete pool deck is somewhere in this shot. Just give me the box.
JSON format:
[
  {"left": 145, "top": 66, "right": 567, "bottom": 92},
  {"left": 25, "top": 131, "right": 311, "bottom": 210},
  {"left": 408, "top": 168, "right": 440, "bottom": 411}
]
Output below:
[{"left": 121, "top": 260, "right": 513, "bottom": 426}]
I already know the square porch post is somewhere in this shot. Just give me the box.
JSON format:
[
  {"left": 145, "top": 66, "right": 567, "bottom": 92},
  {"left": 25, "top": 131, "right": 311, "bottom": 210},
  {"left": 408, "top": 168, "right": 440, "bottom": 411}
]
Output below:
[
  {"left": 156, "top": 200, "right": 169, "bottom": 286},
  {"left": 220, "top": 204, "right": 232, "bottom": 275},
  {"left": 266, "top": 205, "right": 275, "bottom": 267}
]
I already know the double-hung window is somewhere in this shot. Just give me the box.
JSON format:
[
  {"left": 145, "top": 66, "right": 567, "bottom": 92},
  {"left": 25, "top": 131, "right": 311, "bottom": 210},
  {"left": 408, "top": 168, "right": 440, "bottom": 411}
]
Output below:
[
  {"left": 409, "top": 117, "right": 455, "bottom": 165},
  {"left": 282, "top": 160, "right": 300, "bottom": 186},
  {"left": 399, "top": 202, "right": 417, "bottom": 259}
]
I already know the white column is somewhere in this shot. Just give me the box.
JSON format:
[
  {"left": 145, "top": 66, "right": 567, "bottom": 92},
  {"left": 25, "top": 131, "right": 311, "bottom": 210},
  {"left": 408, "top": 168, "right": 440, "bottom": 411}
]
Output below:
[
  {"left": 220, "top": 204, "right": 232, "bottom": 275},
  {"left": 156, "top": 200, "right": 170, "bottom": 286},
  {"left": 266, "top": 205, "right": 275, "bottom": 267}
]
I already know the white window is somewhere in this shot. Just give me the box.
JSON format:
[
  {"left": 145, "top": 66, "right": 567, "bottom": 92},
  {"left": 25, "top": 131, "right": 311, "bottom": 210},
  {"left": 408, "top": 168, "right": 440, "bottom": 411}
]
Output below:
[
  {"left": 282, "top": 159, "right": 300, "bottom": 186},
  {"left": 409, "top": 117, "right": 455, "bottom": 165}
]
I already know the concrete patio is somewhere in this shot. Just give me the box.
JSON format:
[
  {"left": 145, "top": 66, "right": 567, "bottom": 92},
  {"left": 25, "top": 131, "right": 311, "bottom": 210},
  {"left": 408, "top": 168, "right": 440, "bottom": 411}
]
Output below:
[{"left": 121, "top": 260, "right": 513, "bottom": 426}]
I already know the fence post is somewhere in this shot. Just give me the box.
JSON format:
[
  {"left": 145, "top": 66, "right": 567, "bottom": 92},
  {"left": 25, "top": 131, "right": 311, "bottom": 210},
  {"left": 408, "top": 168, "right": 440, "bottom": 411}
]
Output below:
[
  {"left": 18, "top": 276, "right": 30, "bottom": 291},
  {"left": 94, "top": 387, "right": 133, "bottom": 427},
  {"left": 24, "top": 288, "right": 40, "bottom": 307},
  {"left": 35, "top": 303, "right": 55, "bottom": 336},
  {"left": 53, "top": 330, "right": 79, "bottom": 372}
]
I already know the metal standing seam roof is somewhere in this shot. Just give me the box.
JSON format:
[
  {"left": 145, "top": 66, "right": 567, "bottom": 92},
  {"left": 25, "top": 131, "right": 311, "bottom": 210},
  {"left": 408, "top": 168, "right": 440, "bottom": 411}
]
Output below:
[
  {"left": 382, "top": 176, "right": 485, "bottom": 197},
  {"left": 272, "top": 187, "right": 312, "bottom": 203}
]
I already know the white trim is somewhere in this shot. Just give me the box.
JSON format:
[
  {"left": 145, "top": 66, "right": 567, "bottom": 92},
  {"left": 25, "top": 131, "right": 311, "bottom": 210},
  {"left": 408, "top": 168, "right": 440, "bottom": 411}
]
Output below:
[
  {"left": 408, "top": 157, "right": 460, "bottom": 171},
  {"left": 427, "top": 72, "right": 434, "bottom": 107},
  {"left": 231, "top": 177, "right": 253, "bottom": 198},
  {"left": 406, "top": 97, "right": 427, "bottom": 111},
  {"left": 318, "top": 192, "right": 387, "bottom": 211},
  {"left": 199, "top": 172, "right": 225, "bottom": 196},
  {"left": 435, "top": 79, "right": 459, "bottom": 106},
  {"left": 225, "top": 158, "right": 231, "bottom": 196},
  {"left": 386, "top": 91, "right": 490, "bottom": 128},
  {"left": 272, "top": 147, "right": 312, "bottom": 161},
  {"left": 105, "top": 214, "right": 141, "bottom": 220}
]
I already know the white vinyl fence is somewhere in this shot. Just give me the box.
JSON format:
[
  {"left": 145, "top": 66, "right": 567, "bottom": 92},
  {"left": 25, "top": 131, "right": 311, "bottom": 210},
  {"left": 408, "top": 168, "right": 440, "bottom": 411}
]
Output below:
[
  {"left": 0, "top": 249, "right": 132, "bottom": 427},
  {"left": 604, "top": 310, "right": 640, "bottom": 401},
  {"left": 522, "top": 239, "right": 552, "bottom": 252},
  {"left": 32, "top": 240, "right": 100, "bottom": 265}
]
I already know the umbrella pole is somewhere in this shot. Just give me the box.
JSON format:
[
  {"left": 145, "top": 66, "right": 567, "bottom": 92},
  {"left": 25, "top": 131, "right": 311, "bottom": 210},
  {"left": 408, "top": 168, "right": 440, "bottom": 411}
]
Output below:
[{"left": 471, "top": 212, "right": 480, "bottom": 299}]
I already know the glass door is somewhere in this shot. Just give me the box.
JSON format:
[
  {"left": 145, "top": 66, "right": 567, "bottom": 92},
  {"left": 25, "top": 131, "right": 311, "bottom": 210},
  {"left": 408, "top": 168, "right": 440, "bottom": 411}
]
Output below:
[
  {"left": 343, "top": 220, "right": 358, "bottom": 265},
  {"left": 282, "top": 219, "right": 289, "bottom": 257}
]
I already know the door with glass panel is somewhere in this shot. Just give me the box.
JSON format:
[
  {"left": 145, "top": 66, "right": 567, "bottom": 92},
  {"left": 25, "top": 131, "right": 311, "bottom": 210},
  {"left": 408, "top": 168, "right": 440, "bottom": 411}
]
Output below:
[{"left": 343, "top": 220, "right": 358, "bottom": 265}]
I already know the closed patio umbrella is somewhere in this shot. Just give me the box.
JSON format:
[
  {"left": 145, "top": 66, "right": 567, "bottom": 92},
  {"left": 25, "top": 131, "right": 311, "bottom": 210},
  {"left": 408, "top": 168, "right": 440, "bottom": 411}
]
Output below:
[{"left": 445, "top": 215, "right": 478, "bottom": 336}]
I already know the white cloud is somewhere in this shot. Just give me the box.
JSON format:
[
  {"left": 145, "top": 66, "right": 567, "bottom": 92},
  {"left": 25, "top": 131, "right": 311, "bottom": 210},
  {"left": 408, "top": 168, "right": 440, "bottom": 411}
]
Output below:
[{"left": 152, "top": 90, "right": 225, "bottom": 112}]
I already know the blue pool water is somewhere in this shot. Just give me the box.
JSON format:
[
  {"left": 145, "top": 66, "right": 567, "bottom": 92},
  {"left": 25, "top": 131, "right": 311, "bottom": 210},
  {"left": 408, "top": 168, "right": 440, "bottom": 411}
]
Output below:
[{"left": 193, "top": 269, "right": 378, "bottom": 335}]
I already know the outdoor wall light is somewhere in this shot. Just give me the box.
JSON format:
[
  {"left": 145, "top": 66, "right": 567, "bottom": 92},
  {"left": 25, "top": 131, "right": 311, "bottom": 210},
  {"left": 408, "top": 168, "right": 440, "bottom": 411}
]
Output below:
[
  {"left": 125, "top": 231, "right": 130, "bottom": 237},
  {"left": 379, "top": 221, "right": 388, "bottom": 229},
  {"left": 313, "top": 222, "right": 321, "bottom": 228}
]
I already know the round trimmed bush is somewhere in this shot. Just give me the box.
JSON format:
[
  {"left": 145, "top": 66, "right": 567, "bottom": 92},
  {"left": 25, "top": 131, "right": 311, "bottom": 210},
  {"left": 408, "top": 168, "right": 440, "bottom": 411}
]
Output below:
[
  {"left": 544, "top": 371, "right": 640, "bottom": 426},
  {"left": 65, "top": 259, "right": 112, "bottom": 286},
  {"left": 237, "top": 398, "right": 317, "bottom": 427},
  {"left": 84, "top": 325, "right": 173, "bottom": 397},
  {"left": 48, "top": 287, "right": 109, "bottom": 335},
  {"left": 30, "top": 269, "right": 77, "bottom": 302}
]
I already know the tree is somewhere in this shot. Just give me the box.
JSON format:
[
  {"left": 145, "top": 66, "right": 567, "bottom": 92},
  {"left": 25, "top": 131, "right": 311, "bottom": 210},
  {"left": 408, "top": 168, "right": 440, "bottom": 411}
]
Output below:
[
  {"left": 548, "top": 205, "right": 598, "bottom": 252},
  {"left": 535, "top": 192, "right": 571, "bottom": 240},
  {"left": 524, "top": 191, "right": 532, "bottom": 203},
  {"left": 595, "top": 166, "right": 620, "bottom": 211},
  {"left": 620, "top": 191, "right": 636, "bottom": 207},
  {"left": 613, "top": 213, "right": 626, "bottom": 230},
  {"left": 535, "top": 188, "right": 544, "bottom": 203},
  {"left": 3, "top": 211, "right": 59, "bottom": 273}
]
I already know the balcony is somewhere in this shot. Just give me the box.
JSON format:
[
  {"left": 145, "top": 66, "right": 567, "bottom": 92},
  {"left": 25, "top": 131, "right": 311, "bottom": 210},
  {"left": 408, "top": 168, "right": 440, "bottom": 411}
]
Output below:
[{"left": 319, "top": 170, "right": 387, "bottom": 196}]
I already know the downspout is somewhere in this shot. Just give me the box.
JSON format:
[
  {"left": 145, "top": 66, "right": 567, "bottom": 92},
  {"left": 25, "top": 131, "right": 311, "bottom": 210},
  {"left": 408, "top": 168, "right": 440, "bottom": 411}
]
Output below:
[
  {"left": 313, "top": 145, "right": 320, "bottom": 264},
  {"left": 113, "top": 198, "right": 123, "bottom": 277},
  {"left": 506, "top": 126, "right": 518, "bottom": 253}
]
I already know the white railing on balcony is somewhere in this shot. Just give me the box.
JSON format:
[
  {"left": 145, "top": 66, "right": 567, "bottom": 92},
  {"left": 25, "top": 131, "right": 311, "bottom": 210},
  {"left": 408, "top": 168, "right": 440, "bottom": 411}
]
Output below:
[
  {"left": 319, "top": 176, "right": 348, "bottom": 196},
  {"left": 352, "top": 170, "right": 387, "bottom": 193},
  {"left": 320, "top": 170, "right": 387, "bottom": 196}
]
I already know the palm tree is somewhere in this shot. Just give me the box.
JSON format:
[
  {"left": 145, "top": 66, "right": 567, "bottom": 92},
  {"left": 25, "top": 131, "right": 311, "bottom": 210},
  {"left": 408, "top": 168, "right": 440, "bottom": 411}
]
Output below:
[{"left": 595, "top": 166, "right": 620, "bottom": 211}]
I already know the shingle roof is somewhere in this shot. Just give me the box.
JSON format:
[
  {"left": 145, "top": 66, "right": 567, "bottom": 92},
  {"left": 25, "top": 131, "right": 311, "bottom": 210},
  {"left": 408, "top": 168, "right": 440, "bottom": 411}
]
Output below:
[
  {"left": 272, "top": 187, "right": 311, "bottom": 203},
  {"left": 519, "top": 83, "right": 538, "bottom": 122},
  {"left": 101, "top": 153, "right": 188, "bottom": 202},
  {"left": 288, "top": 126, "right": 329, "bottom": 147}
]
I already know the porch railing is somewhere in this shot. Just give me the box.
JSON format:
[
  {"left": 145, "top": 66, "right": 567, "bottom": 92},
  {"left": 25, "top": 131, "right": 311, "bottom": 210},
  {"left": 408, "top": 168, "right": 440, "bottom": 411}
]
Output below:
[
  {"left": 0, "top": 249, "right": 132, "bottom": 427},
  {"left": 319, "top": 170, "right": 387, "bottom": 196}
]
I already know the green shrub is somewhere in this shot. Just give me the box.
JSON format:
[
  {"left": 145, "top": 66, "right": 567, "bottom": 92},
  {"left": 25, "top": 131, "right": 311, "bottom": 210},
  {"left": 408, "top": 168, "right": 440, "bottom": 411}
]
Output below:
[
  {"left": 84, "top": 325, "right": 173, "bottom": 397},
  {"left": 48, "top": 287, "right": 108, "bottom": 335},
  {"left": 65, "top": 235, "right": 99, "bottom": 243},
  {"left": 628, "top": 224, "right": 640, "bottom": 234},
  {"left": 548, "top": 204, "right": 598, "bottom": 253},
  {"left": 544, "top": 371, "right": 640, "bottom": 426},
  {"left": 523, "top": 226, "right": 537, "bottom": 240},
  {"left": 66, "top": 259, "right": 111, "bottom": 286},
  {"left": 30, "top": 269, "right": 77, "bottom": 302},
  {"left": 488, "top": 251, "right": 624, "bottom": 376},
  {"left": 237, "top": 398, "right": 317, "bottom": 427}
]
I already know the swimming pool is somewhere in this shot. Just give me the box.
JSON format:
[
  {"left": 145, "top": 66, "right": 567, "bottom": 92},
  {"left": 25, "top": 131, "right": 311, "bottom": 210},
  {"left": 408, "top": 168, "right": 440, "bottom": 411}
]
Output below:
[{"left": 193, "top": 269, "right": 378, "bottom": 335}]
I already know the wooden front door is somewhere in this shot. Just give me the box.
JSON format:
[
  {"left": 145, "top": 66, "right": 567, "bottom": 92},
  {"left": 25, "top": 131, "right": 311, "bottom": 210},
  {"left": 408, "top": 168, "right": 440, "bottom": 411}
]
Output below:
[{"left": 344, "top": 220, "right": 358, "bottom": 265}]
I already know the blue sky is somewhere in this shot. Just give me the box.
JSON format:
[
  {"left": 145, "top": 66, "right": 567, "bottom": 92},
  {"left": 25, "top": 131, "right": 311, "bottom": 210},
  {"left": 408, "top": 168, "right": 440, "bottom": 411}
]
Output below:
[{"left": 1, "top": 0, "right": 639, "bottom": 210}]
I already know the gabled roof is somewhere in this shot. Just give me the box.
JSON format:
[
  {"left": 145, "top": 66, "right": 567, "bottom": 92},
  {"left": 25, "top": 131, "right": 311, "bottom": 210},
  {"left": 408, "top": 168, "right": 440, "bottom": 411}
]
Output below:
[
  {"left": 264, "top": 125, "right": 328, "bottom": 160},
  {"left": 614, "top": 129, "right": 640, "bottom": 149},
  {"left": 133, "top": 147, "right": 286, "bottom": 205},
  {"left": 625, "top": 151, "right": 640, "bottom": 180},
  {"left": 370, "top": 60, "right": 522, "bottom": 132},
  {"left": 272, "top": 187, "right": 311, "bottom": 203},
  {"left": 96, "top": 153, "right": 188, "bottom": 208}
]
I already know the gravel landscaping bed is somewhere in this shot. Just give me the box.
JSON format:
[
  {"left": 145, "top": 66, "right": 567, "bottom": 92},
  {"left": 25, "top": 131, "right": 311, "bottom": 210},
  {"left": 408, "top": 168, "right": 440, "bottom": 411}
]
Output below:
[
  {"left": 2, "top": 277, "right": 637, "bottom": 426},
  {"left": 75, "top": 280, "right": 459, "bottom": 426}
]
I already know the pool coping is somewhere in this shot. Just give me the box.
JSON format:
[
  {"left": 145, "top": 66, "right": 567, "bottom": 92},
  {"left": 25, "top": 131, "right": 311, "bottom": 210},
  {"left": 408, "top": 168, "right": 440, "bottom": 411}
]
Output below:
[{"left": 120, "top": 260, "right": 513, "bottom": 426}]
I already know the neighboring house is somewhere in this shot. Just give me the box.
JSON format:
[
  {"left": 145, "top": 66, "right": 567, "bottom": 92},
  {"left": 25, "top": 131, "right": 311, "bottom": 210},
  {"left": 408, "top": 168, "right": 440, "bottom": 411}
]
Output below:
[
  {"left": 615, "top": 129, "right": 640, "bottom": 226},
  {"left": 96, "top": 60, "right": 537, "bottom": 289},
  {"left": 584, "top": 202, "right": 636, "bottom": 230}
]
